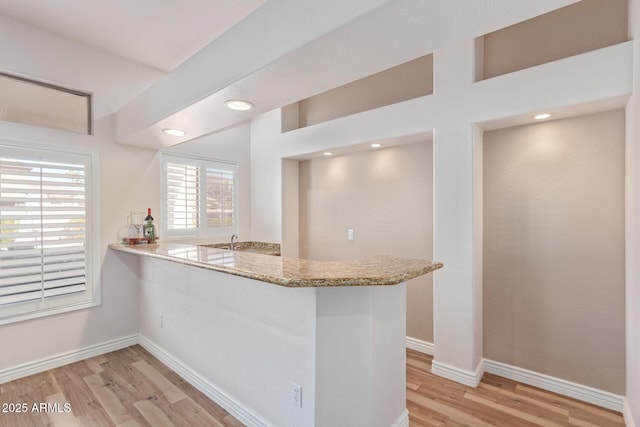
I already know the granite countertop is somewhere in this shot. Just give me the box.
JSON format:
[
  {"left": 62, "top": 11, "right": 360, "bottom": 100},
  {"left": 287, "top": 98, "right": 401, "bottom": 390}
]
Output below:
[{"left": 109, "top": 242, "right": 443, "bottom": 288}]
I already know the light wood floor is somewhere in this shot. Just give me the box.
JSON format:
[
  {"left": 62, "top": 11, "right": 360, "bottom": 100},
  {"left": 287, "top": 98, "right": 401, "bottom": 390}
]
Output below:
[
  {"left": 406, "top": 349, "right": 625, "bottom": 427},
  {"left": 0, "top": 345, "right": 242, "bottom": 427},
  {"left": 0, "top": 345, "right": 625, "bottom": 426}
]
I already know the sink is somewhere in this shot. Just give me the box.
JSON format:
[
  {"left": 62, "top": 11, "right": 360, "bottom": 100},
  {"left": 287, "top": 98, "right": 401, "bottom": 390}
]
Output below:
[{"left": 201, "top": 241, "right": 281, "bottom": 256}]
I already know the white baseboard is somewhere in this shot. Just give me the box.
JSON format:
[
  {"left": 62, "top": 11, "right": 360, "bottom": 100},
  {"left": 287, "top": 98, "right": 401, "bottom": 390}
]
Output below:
[
  {"left": 405, "top": 336, "right": 434, "bottom": 355},
  {"left": 391, "top": 409, "right": 409, "bottom": 427},
  {"left": 407, "top": 337, "right": 485, "bottom": 388},
  {"left": 623, "top": 397, "right": 637, "bottom": 427},
  {"left": 405, "top": 337, "right": 626, "bottom": 414},
  {"left": 1, "top": 332, "right": 629, "bottom": 424},
  {"left": 0, "top": 334, "right": 138, "bottom": 384},
  {"left": 138, "top": 335, "right": 270, "bottom": 427},
  {"left": 484, "top": 358, "right": 624, "bottom": 413},
  {"left": 431, "top": 359, "right": 485, "bottom": 388}
]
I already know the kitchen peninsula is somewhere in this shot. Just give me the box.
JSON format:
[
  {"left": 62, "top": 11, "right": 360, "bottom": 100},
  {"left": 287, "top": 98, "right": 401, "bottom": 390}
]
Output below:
[{"left": 110, "top": 242, "right": 442, "bottom": 427}]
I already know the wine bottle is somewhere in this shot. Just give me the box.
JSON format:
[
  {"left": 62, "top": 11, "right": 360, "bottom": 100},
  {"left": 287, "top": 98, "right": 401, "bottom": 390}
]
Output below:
[{"left": 143, "top": 208, "right": 156, "bottom": 243}]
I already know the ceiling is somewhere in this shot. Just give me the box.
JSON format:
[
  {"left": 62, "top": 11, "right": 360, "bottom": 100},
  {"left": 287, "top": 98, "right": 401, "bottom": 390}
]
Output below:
[{"left": 0, "top": 0, "right": 267, "bottom": 72}]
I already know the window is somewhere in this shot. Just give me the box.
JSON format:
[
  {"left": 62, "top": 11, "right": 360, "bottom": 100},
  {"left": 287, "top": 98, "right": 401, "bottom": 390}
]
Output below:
[
  {"left": 0, "top": 141, "right": 99, "bottom": 324},
  {"left": 0, "top": 72, "right": 92, "bottom": 135},
  {"left": 161, "top": 154, "right": 238, "bottom": 238}
]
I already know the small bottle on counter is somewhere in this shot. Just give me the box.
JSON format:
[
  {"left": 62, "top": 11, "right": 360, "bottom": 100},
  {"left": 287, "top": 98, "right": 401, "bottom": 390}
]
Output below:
[{"left": 143, "top": 208, "right": 156, "bottom": 243}]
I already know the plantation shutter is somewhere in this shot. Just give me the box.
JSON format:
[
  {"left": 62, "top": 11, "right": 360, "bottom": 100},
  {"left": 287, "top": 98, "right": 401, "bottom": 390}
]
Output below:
[
  {"left": 162, "top": 154, "right": 237, "bottom": 237},
  {"left": 0, "top": 153, "right": 87, "bottom": 306},
  {"left": 206, "top": 165, "right": 236, "bottom": 228},
  {"left": 165, "top": 161, "right": 200, "bottom": 230}
]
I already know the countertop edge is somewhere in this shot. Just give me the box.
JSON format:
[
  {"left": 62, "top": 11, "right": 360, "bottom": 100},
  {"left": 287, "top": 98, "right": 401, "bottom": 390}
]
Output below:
[{"left": 108, "top": 243, "right": 443, "bottom": 288}]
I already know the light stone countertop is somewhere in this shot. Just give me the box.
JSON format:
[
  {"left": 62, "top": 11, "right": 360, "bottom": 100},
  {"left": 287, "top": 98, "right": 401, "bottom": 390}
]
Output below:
[{"left": 109, "top": 242, "right": 443, "bottom": 287}]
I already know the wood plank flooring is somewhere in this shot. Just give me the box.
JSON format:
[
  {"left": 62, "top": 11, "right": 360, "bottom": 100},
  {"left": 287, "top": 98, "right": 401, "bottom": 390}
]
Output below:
[
  {"left": 0, "top": 345, "right": 242, "bottom": 427},
  {"left": 0, "top": 345, "right": 625, "bottom": 426},
  {"left": 406, "top": 349, "right": 625, "bottom": 427}
]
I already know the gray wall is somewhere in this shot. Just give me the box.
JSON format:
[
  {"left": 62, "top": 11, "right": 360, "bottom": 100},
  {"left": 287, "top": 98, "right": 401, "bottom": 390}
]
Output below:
[
  {"left": 626, "top": 0, "right": 640, "bottom": 422},
  {"left": 296, "top": 54, "right": 433, "bottom": 129},
  {"left": 298, "top": 141, "right": 433, "bottom": 342},
  {"left": 482, "top": 0, "right": 627, "bottom": 79},
  {"left": 483, "top": 109, "right": 626, "bottom": 394}
]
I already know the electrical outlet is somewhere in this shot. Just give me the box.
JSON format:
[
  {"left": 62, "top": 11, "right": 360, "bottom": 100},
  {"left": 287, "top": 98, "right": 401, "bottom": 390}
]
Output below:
[
  {"left": 292, "top": 383, "right": 302, "bottom": 408},
  {"left": 347, "top": 228, "right": 354, "bottom": 241}
]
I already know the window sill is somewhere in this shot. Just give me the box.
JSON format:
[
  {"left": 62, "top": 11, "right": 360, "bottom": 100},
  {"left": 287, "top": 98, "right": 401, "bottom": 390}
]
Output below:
[{"left": 0, "top": 293, "right": 101, "bottom": 326}]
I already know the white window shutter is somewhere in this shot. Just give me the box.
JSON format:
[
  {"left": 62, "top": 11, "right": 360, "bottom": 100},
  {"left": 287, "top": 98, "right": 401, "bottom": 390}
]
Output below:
[
  {"left": 162, "top": 154, "right": 238, "bottom": 238},
  {"left": 0, "top": 156, "right": 87, "bottom": 306}
]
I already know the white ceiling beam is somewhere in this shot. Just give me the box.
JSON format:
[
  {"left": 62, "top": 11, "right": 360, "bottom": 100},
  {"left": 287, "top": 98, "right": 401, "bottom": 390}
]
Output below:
[
  {"left": 114, "top": 0, "right": 579, "bottom": 149},
  {"left": 114, "top": 0, "right": 390, "bottom": 147}
]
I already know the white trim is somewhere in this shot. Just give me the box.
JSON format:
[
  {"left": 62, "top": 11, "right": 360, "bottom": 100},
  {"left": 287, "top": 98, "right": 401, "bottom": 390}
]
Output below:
[
  {"left": 405, "top": 336, "right": 434, "bottom": 355},
  {"left": 484, "top": 358, "right": 625, "bottom": 413},
  {"left": 0, "top": 331, "right": 629, "bottom": 424},
  {"left": 390, "top": 409, "right": 409, "bottom": 427},
  {"left": 405, "top": 338, "right": 626, "bottom": 414},
  {"left": 138, "top": 334, "right": 270, "bottom": 427},
  {"left": 0, "top": 334, "right": 137, "bottom": 384},
  {"left": 0, "top": 139, "right": 101, "bottom": 325},
  {"left": 624, "top": 398, "right": 638, "bottom": 427},
  {"left": 160, "top": 152, "right": 239, "bottom": 240},
  {"left": 431, "top": 358, "right": 485, "bottom": 388}
]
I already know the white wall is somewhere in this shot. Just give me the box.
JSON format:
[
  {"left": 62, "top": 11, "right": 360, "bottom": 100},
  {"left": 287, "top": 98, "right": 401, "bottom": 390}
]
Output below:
[
  {"left": 626, "top": 0, "right": 640, "bottom": 424},
  {"left": 0, "top": 12, "right": 256, "bottom": 374},
  {"left": 0, "top": 117, "right": 157, "bottom": 371},
  {"left": 138, "top": 256, "right": 317, "bottom": 427},
  {"left": 0, "top": 12, "right": 253, "bottom": 388},
  {"left": 251, "top": 110, "right": 288, "bottom": 244},
  {"left": 0, "top": 14, "right": 163, "bottom": 119},
  {"left": 315, "top": 285, "right": 407, "bottom": 427},
  {"left": 430, "top": 39, "right": 485, "bottom": 384},
  {"left": 137, "top": 255, "right": 408, "bottom": 427},
  {"left": 0, "top": 14, "right": 162, "bottom": 373}
]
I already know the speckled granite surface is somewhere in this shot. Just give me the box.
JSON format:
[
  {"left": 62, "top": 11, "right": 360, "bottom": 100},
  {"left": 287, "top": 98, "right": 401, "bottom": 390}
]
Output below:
[
  {"left": 200, "top": 241, "right": 281, "bottom": 256},
  {"left": 109, "top": 242, "right": 442, "bottom": 288}
]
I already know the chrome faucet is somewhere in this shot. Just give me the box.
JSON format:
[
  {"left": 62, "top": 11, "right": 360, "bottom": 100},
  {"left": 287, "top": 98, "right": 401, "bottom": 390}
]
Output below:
[{"left": 230, "top": 234, "right": 238, "bottom": 250}]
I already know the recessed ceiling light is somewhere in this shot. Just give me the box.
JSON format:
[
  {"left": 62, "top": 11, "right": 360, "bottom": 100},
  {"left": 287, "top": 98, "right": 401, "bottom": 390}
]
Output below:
[
  {"left": 225, "top": 100, "right": 254, "bottom": 111},
  {"left": 162, "top": 128, "right": 186, "bottom": 137},
  {"left": 323, "top": 152, "right": 333, "bottom": 156},
  {"left": 371, "top": 143, "right": 382, "bottom": 148},
  {"left": 533, "top": 113, "right": 551, "bottom": 120}
]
